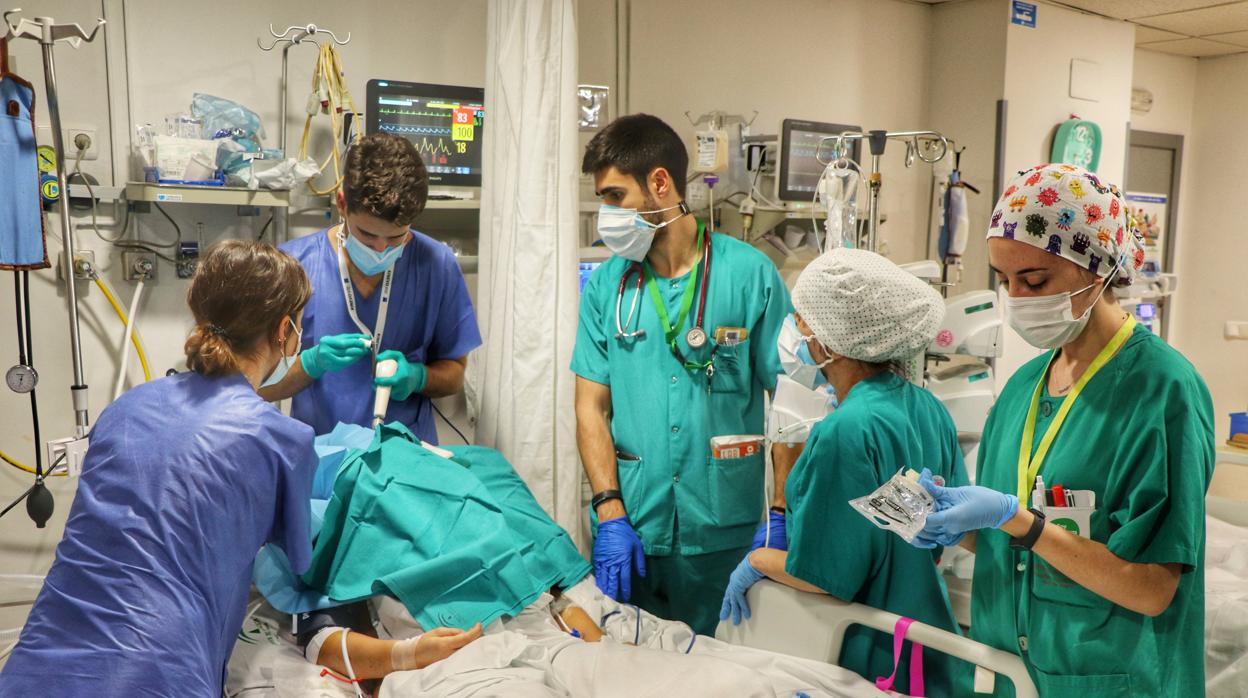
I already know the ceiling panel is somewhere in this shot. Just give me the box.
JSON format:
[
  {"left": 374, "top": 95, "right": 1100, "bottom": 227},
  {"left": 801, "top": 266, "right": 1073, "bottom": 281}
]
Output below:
[
  {"left": 1134, "top": 25, "right": 1186, "bottom": 42},
  {"left": 1137, "top": 37, "right": 1248, "bottom": 56},
  {"left": 1135, "top": 2, "right": 1248, "bottom": 35},
  {"left": 1204, "top": 29, "right": 1248, "bottom": 46},
  {"left": 1057, "top": 1, "right": 1236, "bottom": 20}
]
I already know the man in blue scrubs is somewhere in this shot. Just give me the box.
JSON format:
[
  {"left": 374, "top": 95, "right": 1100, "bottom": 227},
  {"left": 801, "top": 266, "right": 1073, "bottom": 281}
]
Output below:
[{"left": 262, "top": 133, "right": 481, "bottom": 442}]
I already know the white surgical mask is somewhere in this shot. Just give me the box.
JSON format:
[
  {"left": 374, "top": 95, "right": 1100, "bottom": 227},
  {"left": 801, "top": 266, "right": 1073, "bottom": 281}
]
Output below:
[
  {"left": 596, "top": 202, "right": 687, "bottom": 262},
  {"left": 262, "top": 317, "right": 303, "bottom": 387},
  {"left": 777, "top": 314, "right": 833, "bottom": 390},
  {"left": 342, "top": 221, "right": 407, "bottom": 276},
  {"left": 1006, "top": 269, "right": 1115, "bottom": 349}
]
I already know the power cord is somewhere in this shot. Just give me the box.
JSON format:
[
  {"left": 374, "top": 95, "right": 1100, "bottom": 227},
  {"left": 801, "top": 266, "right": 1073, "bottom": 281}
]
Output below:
[{"left": 432, "top": 403, "right": 470, "bottom": 445}]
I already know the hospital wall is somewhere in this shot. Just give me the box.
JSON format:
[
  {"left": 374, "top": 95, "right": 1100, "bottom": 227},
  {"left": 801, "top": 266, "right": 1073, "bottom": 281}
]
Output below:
[
  {"left": 578, "top": 0, "right": 941, "bottom": 266},
  {"left": 1176, "top": 52, "right": 1248, "bottom": 446},
  {"left": 929, "top": 0, "right": 1008, "bottom": 298},
  {"left": 0, "top": 0, "right": 490, "bottom": 633}
]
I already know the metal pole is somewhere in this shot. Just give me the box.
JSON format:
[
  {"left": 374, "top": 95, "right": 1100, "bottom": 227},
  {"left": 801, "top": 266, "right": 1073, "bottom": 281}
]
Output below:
[
  {"left": 280, "top": 42, "right": 291, "bottom": 157},
  {"left": 867, "top": 154, "right": 881, "bottom": 252},
  {"left": 39, "top": 31, "right": 89, "bottom": 435}
]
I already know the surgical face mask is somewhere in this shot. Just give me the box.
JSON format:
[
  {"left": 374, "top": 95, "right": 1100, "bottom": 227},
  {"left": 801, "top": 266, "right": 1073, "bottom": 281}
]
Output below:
[
  {"left": 262, "top": 317, "right": 302, "bottom": 387},
  {"left": 1006, "top": 270, "right": 1114, "bottom": 349},
  {"left": 777, "top": 314, "right": 832, "bottom": 390},
  {"left": 596, "top": 202, "right": 687, "bottom": 262},
  {"left": 342, "top": 221, "right": 407, "bottom": 276}
]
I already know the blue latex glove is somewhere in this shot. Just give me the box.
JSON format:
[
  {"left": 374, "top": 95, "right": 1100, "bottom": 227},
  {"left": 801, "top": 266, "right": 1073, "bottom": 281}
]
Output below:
[
  {"left": 719, "top": 554, "right": 766, "bottom": 626},
  {"left": 593, "top": 517, "right": 646, "bottom": 601},
  {"left": 750, "top": 510, "right": 788, "bottom": 551},
  {"left": 912, "top": 469, "right": 1020, "bottom": 549},
  {"left": 301, "top": 333, "right": 371, "bottom": 379},
  {"left": 374, "top": 350, "right": 427, "bottom": 401}
]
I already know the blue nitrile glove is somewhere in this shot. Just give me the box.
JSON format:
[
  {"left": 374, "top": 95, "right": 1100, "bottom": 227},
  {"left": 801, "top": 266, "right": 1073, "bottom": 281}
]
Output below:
[
  {"left": 374, "top": 350, "right": 427, "bottom": 401},
  {"left": 301, "top": 333, "right": 371, "bottom": 379},
  {"left": 912, "top": 469, "right": 1020, "bottom": 549},
  {"left": 719, "top": 554, "right": 766, "bottom": 626},
  {"left": 750, "top": 510, "right": 788, "bottom": 551},
  {"left": 593, "top": 517, "right": 646, "bottom": 601}
]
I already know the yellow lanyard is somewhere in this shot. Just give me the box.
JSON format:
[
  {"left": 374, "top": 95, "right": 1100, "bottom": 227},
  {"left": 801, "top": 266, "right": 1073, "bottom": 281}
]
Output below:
[{"left": 1016, "top": 316, "right": 1136, "bottom": 503}]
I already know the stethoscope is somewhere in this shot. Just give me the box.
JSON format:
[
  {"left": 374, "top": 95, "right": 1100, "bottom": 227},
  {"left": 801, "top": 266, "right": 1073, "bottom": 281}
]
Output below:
[{"left": 614, "top": 227, "right": 712, "bottom": 351}]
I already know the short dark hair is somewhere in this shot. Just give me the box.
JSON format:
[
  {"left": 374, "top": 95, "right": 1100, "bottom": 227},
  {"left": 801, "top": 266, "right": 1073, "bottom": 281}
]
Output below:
[
  {"left": 343, "top": 132, "right": 429, "bottom": 226},
  {"left": 582, "top": 113, "right": 688, "bottom": 198}
]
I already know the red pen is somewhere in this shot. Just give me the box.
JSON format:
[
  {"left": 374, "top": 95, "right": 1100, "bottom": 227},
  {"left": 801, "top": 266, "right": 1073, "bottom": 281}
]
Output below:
[{"left": 1051, "top": 484, "right": 1067, "bottom": 508}]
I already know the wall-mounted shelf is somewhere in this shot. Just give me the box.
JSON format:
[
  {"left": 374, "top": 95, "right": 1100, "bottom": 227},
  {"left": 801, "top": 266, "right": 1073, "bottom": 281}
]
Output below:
[{"left": 125, "top": 182, "right": 291, "bottom": 207}]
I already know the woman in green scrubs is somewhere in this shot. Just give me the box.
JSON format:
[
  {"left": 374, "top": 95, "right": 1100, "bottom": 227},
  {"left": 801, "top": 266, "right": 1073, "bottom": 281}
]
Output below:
[
  {"left": 913, "top": 163, "right": 1214, "bottom": 697},
  {"left": 719, "top": 248, "right": 969, "bottom": 695}
]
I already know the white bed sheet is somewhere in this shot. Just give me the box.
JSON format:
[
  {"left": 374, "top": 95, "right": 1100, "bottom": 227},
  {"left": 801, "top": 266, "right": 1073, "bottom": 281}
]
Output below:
[
  {"left": 227, "top": 578, "right": 893, "bottom": 698},
  {"left": 1205, "top": 514, "right": 1248, "bottom": 698}
]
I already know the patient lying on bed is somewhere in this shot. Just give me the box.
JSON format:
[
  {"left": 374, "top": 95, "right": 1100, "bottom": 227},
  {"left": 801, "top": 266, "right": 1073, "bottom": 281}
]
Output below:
[{"left": 248, "top": 423, "right": 886, "bottom": 697}]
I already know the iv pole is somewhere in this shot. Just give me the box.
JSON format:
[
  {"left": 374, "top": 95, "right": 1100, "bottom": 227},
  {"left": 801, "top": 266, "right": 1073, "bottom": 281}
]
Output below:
[
  {"left": 818, "top": 129, "right": 950, "bottom": 253},
  {"left": 257, "top": 23, "right": 350, "bottom": 242},
  {"left": 4, "top": 9, "right": 105, "bottom": 436}
]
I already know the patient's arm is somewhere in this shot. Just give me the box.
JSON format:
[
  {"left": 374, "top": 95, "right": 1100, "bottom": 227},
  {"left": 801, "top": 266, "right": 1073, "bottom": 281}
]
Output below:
[
  {"left": 749, "top": 549, "right": 832, "bottom": 597},
  {"left": 315, "top": 625, "right": 483, "bottom": 679},
  {"left": 560, "top": 606, "right": 604, "bottom": 642}
]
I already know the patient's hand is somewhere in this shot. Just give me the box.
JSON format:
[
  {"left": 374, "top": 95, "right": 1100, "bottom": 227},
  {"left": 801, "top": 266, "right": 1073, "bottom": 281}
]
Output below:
[{"left": 401, "top": 624, "right": 483, "bottom": 670}]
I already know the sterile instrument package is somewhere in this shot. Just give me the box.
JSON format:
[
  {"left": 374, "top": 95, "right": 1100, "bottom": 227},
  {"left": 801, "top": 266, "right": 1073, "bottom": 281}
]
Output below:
[{"left": 849, "top": 468, "right": 938, "bottom": 543}]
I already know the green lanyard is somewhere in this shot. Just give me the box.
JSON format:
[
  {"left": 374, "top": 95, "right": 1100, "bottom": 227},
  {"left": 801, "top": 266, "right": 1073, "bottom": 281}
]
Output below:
[
  {"left": 642, "top": 222, "right": 708, "bottom": 369},
  {"left": 1015, "top": 315, "right": 1136, "bottom": 503}
]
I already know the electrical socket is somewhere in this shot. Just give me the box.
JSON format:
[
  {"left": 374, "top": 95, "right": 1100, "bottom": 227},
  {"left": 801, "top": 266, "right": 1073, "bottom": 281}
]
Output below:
[
  {"left": 123, "top": 251, "right": 157, "bottom": 281},
  {"left": 68, "top": 128, "right": 98, "bottom": 161},
  {"left": 57, "top": 250, "right": 96, "bottom": 281},
  {"left": 1226, "top": 321, "right": 1248, "bottom": 341}
]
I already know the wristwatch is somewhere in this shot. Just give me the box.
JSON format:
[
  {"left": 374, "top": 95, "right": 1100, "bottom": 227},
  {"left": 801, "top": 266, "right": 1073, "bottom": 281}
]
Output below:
[
  {"left": 591, "top": 489, "right": 623, "bottom": 512},
  {"left": 1008, "top": 507, "right": 1047, "bottom": 551}
]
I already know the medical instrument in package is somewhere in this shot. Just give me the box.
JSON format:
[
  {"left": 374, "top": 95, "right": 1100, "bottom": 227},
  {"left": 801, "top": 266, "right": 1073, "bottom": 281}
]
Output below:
[{"left": 849, "top": 468, "right": 938, "bottom": 543}]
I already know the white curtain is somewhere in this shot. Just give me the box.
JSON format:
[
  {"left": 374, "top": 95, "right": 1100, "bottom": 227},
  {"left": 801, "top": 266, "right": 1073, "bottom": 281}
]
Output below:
[{"left": 469, "top": 0, "right": 584, "bottom": 550}]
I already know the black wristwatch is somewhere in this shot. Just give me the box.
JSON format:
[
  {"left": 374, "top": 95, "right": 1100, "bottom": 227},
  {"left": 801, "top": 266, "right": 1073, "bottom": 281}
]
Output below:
[
  {"left": 591, "top": 489, "right": 623, "bottom": 512},
  {"left": 1008, "top": 507, "right": 1047, "bottom": 551},
  {"left": 770, "top": 506, "right": 786, "bottom": 515}
]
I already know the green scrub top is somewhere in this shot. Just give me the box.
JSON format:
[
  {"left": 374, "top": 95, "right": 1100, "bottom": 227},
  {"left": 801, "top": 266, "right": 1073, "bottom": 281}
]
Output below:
[
  {"left": 785, "top": 372, "right": 970, "bottom": 696},
  {"left": 571, "top": 225, "right": 791, "bottom": 555},
  {"left": 971, "top": 324, "right": 1214, "bottom": 697}
]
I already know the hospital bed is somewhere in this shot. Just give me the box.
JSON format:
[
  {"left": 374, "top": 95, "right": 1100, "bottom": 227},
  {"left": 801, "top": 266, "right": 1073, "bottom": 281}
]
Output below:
[{"left": 715, "top": 580, "right": 1039, "bottom": 698}]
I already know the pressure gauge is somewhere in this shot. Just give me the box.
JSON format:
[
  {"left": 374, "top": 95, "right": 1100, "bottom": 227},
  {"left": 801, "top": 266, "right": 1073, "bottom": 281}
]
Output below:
[
  {"left": 6, "top": 364, "right": 38, "bottom": 393},
  {"left": 36, "top": 145, "right": 57, "bottom": 174}
]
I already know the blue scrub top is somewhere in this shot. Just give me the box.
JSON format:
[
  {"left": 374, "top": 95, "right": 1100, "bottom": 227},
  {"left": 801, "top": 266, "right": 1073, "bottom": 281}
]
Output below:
[
  {"left": 0, "top": 372, "right": 317, "bottom": 697},
  {"left": 281, "top": 227, "right": 482, "bottom": 442}
]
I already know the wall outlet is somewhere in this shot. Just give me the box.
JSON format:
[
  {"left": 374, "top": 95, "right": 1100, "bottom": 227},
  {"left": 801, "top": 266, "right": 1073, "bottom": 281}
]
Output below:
[
  {"left": 123, "top": 251, "right": 157, "bottom": 281},
  {"left": 34, "top": 125, "right": 98, "bottom": 161},
  {"left": 68, "top": 128, "right": 98, "bottom": 161}
]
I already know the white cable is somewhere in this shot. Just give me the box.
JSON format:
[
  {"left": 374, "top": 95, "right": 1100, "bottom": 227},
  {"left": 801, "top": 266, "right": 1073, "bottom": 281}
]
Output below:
[
  {"left": 340, "top": 629, "right": 364, "bottom": 698},
  {"left": 113, "top": 276, "right": 145, "bottom": 401}
]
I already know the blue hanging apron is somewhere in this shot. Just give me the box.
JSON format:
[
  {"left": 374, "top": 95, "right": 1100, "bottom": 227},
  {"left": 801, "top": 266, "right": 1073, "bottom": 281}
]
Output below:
[{"left": 0, "top": 39, "right": 49, "bottom": 271}]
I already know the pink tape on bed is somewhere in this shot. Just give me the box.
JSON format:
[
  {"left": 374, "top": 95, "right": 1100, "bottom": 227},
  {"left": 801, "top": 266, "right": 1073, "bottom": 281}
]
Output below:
[{"left": 874, "top": 616, "right": 925, "bottom": 697}]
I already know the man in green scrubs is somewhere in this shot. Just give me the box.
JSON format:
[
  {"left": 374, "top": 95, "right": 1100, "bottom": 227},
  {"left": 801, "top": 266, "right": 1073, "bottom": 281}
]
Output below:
[
  {"left": 720, "top": 249, "right": 969, "bottom": 695},
  {"left": 572, "top": 114, "right": 791, "bottom": 634},
  {"left": 912, "top": 164, "right": 1215, "bottom": 696}
]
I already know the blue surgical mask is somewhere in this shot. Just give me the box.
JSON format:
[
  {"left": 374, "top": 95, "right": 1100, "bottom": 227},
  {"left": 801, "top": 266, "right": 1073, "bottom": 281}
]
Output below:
[
  {"left": 342, "top": 221, "right": 407, "bottom": 275},
  {"left": 596, "top": 202, "right": 687, "bottom": 262},
  {"left": 777, "top": 314, "right": 832, "bottom": 390}
]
